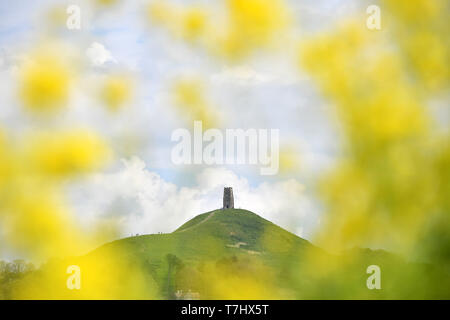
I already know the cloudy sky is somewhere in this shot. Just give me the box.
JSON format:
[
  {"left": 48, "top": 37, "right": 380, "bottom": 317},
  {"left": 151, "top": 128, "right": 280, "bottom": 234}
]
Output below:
[{"left": 0, "top": 0, "right": 373, "bottom": 259}]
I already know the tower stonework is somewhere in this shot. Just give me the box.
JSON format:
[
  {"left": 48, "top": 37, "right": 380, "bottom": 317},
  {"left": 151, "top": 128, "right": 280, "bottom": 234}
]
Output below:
[{"left": 223, "top": 187, "right": 234, "bottom": 209}]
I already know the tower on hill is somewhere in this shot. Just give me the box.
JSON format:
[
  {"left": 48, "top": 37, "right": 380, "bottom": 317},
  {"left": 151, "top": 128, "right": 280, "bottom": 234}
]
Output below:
[{"left": 223, "top": 187, "right": 234, "bottom": 209}]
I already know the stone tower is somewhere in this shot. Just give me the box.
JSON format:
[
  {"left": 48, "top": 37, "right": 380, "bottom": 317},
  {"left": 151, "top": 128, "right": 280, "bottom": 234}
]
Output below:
[{"left": 223, "top": 187, "right": 234, "bottom": 209}]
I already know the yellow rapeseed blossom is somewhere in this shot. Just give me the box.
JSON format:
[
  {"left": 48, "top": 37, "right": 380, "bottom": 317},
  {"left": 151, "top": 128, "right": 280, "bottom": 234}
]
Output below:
[
  {"left": 181, "top": 8, "right": 208, "bottom": 41},
  {"left": 147, "top": 1, "right": 173, "bottom": 24},
  {"left": 26, "top": 130, "right": 110, "bottom": 177},
  {"left": 0, "top": 127, "right": 113, "bottom": 259},
  {"left": 45, "top": 6, "right": 68, "bottom": 30},
  {"left": 197, "top": 259, "right": 287, "bottom": 299},
  {"left": 225, "top": 0, "right": 287, "bottom": 45},
  {"left": 173, "top": 78, "right": 219, "bottom": 129},
  {"left": 381, "top": 0, "right": 449, "bottom": 92},
  {"left": 148, "top": 0, "right": 290, "bottom": 60},
  {"left": 0, "top": 128, "right": 14, "bottom": 190},
  {"left": 19, "top": 50, "right": 73, "bottom": 112},
  {"left": 5, "top": 187, "right": 87, "bottom": 258},
  {"left": 96, "top": 0, "right": 119, "bottom": 7},
  {"left": 279, "top": 146, "right": 302, "bottom": 173},
  {"left": 299, "top": 3, "right": 449, "bottom": 260},
  {"left": 148, "top": 2, "right": 208, "bottom": 42},
  {"left": 100, "top": 75, "right": 133, "bottom": 112},
  {"left": 11, "top": 245, "right": 160, "bottom": 299}
]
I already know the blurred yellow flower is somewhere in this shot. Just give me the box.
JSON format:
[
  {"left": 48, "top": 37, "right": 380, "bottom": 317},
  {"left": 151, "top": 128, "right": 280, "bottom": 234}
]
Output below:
[
  {"left": 45, "top": 6, "right": 68, "bottom": 29},
  {"left": 228, "top": 0, "right": 287, "bottom": 42},
  {"left": 199, "top": 259, "right": 286, "bottom": 299},
  {"left": 100, "top": 75, "right": 132, "bottom": 111},
  {"left": 0, "top": 128, "right": 113, "bottom": 260},
  {"left": 19, "top": 51, "right": 72, "bottom": 113},
  {"left": 26, "top": 130, "right": 110, "bottom": 177},
  {"left": 148, "top": 2, "right": 208, "bottom": 43},
  {"left": 7, "top": 187, "right": 84, "bottom": 258},
  {"left": 181, "top": 8, "right": 208, "bottom": 41},
  {"left": 299, "top": 9, "right": 449, "bottom": 259},
  {"left": 279, "top": 146, "right": 302, "bottom": 173},
  {"left": 148, "top": 0, "right": 290, "bottom": 60},
  {"left": 173, "top": 78, "right": 219, "bottom": 129},
  {"left": 96, "top": 0, "right": 119, "bottom": 7},
  {"left": 381, "top": 0, "right": 449, "bottom": 92},
  {"left": 148, "top": 1, "right": 173, "bottom": 24}
]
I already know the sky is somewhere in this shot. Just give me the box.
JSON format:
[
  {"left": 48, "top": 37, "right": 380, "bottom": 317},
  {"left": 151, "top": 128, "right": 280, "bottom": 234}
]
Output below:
[{"left": 0, "top": 0, "right": 371, "bottom": 260}]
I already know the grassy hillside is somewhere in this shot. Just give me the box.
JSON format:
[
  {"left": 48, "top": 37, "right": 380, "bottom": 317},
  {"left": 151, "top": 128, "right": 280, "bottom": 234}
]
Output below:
[
  {"left": 95, "top": 209, "right": 313, "bottom": 262},
  {"left": 5, "top": 209, "right": 449, "bottom": 299},
  {"left": 85, "top": 209, "right": 317, "bottom": 297},
  {"left": 84, "top": 209, "right": 449, "bottom": 299},
  {"left": 5, "top": 209, "right": 317, "bottom": 299}
]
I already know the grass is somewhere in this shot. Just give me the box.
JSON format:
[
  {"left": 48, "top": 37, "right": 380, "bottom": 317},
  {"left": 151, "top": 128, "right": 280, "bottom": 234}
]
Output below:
[{"left": 8, "top": 208, "right": 449, "bottom": 299}]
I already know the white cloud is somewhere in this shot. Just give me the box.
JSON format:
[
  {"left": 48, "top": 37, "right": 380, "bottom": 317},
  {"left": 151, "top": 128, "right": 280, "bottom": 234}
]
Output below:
[
  {"left": 69, "top": 157, "right": 318, "bottom": 240},
  {"left": 85, "top": 42, "right": 117, "bottom": 67}
]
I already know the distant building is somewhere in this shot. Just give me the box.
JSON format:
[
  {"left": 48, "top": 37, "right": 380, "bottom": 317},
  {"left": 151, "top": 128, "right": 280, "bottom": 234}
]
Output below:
[{"left": 223, "top": 187, "right": 234, "bottom": 209}]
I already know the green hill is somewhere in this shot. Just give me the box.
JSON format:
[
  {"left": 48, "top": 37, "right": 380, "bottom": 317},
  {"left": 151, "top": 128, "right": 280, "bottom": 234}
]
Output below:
[
  {"left": 4, "top": 208, "right": 449, "bottom": 299},
  {"left": 97, "top": 208, "right": 313, "bottom": 262},
  {"left": 85, "top": 208, "right": 450, "bottom": 299},
  {"left": 86, "top": 209, "right": 318, "bottom": 298}
]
